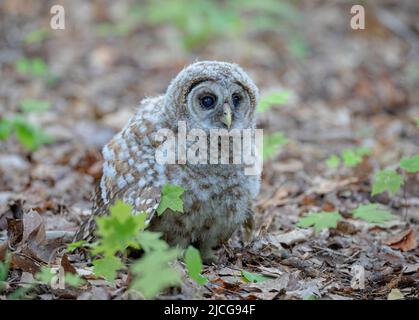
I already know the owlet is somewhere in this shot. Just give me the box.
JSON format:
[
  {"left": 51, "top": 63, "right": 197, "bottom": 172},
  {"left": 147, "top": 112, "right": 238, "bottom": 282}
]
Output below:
[{"left": 74, "top": 61, "right": 261, "bottom": 263}]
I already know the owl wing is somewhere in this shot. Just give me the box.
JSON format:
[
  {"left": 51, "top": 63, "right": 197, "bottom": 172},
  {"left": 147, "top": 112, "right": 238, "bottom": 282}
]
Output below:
[
  {"left": 73, "top": 183, "right": 162, "bottom": 242},
  {"left": 74, "top": 98, "right": 166, "bottom": 242}
]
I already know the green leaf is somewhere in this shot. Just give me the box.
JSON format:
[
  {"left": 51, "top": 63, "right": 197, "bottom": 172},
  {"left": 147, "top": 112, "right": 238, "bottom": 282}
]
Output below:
[
  {"left": 156, "top": 184, "right": 185, "bottom": 215},
  {"left": 138, "top": 231, "right": 169, "bottom": 253},
  {"left": 351, "top": 204, "right": 396, "bottom": 223},
  {"left": 64, "top": 273, "right": 85, "bottom": 287},
  {"left": 93, "top": 200, "right": 146, "bottom": 256},
  {"left": 184, "top": 246, "right": 207, "bottom": 285},
  {"left": 7, "top": 286, "right": 34, "bottom": 300},
  {"left": 263, "top": 132, "right": 288, "bottom": 160},
  {"left": 15, "top": 58, "right": 31, "bottom": 74},
  {"left": 341, "top": 149, "right": 363, "bottom": 167},
  {"left": 13, "top": 118, "right": 52, "bottom": 151},
  {"left": 257, "top": 91, "right": 291, "bottom": 113},
  {"left": 326, "top": 154, "right": 340, "bottom": 169},
  {"left": 0, "top": 119, "right": 13, "bottom": 140},
  {"left": 24, "top": 29, "right": 48, "bottom": 44},
  {"left": 0, "top": 254, "right": 10, "bottom": 288},
  {"left": 371, "top": 169, "right": 403, "bottom": 196},
  {"left": 15, "top": 57, "right": 48, "bottom": 77},
  {"left": 19, "top": 99, "right": 50, "bottom": 113},
  {"left": 354, "top": 146, "right": 372, "bottom": 157},
  {"left": 241, "top": 270, "right": 269, "bottom": 283},
  {"left": 92, "top": 256, "right": 124, "bottom": 283},
  {"left": 297, "top": 211, "right": 342, "bottom": 234},
  {"left": 31, "top": 58, "right": 48, "bottom": 77},
  {"left": 34, "top": 267, "right": 55, "bottom": 284},
  {"left": 416, "top": 117, "right": 419, "bottom": 128},
  {"left": 66, "top": 240, "right": 89, "bottom": 252},
  {"left": 400, "top": 155, "right": 419, "bottom": 173},
  {"left": 130, "top": 247, "right": 181, "bottom": 299}
]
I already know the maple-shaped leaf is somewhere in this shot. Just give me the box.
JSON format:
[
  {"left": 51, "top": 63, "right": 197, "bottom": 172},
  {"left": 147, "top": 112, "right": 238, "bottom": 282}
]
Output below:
[
  {"left": 342, "top": 149, "right": 363, "bottom": 167},
  {"left": 130, "top": 247, "right": 181, "bottom": 299},
  {"left": 297, "top": 211, "right": 342, "bottom": 234},
  {"left": 138, "top": 231, "right": 169, "bottom": 253},
  {"left": 326, "top": 154, "right": 340, "bottom": 169},
  {"left": 351, "top": 204, "right": 396, "bottom": 223},
  {"left": 241, "top": 270, "right": 269, "bottom": 283},
  {"left": 184, "top": 246, "right": 207, "bottom": 285},
  {"left": 92, "top": 256, "right": 124, "bottom": 283},
  {"left": 156, "top": 184, "right": 185, "bottom": 215},
  {"left": 400, "top": 155, "right": 419, "bottom": 173},
  {"left": 371, "top": 169, "right": 403, "bottom": 196},
  {"left": 93, "top": 200, "right": 146, "bottom": 256}
]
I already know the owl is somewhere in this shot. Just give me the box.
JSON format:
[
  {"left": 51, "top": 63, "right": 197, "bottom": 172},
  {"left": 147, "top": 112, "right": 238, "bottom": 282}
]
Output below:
[{"left": 74, "top": 61, "right": 261, "bottom": 263}]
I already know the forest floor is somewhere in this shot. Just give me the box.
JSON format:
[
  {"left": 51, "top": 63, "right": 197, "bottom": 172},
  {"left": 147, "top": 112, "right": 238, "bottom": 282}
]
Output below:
[{"left": 0, "top": 1, "right": 418, "bottom": 299}]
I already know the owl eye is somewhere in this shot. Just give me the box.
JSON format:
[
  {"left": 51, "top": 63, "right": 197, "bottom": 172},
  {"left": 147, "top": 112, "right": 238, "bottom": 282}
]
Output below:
[
  {"left": 232, "top": 94, "right": 241, "bottom": 107},
  {"left": 200, "top": 95, "right": 216, "bottom": 109}
]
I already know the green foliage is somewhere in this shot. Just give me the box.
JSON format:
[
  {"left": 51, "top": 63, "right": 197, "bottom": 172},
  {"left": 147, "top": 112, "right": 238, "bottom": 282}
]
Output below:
[
  {"left": 0, "top": 119, "right": 13, "bottom": 140},
  {"left": 19, "top": 99, "right": 50, "bottom": 113},
  {"left": 184, "top": 246, "right": 207, "bottom": 285},
  {"left": 341, "top": 149, "right": 363, "bottom": 167},
  {"left": 12, "top": 116, "right": 52, "bottom": 151},
  {"left": 85, "top": 200, "right": 182, "bottom": 298},
  {"left": 66, "top": 240, "right": 89, "bottom": 252},
  {"left": 326, "top": 154, "right": 340, "bottom": 169},
  {"left": 263, "top": 132, "right": 288, "bottom": 160},
  {"left": 399, "top": 155, "right": 419, "bottom": 173},
  {"left": 1, "top": 99, "right": 52, "bottom": 152},
  {"left": 297, "top": 211, "right": 342, "bottom": 234},
  {"left": 64, "top": 273, "right": 86, "bottom": 287},
  {"left": 93, "top": 256, "right": 124, "bottom": 282},
  {"left": 24, "top": 29, "right": 48, "bottom": 45},
  {"left": 416, "top": 117, "right": 419, "bottom": 128},
  {"left": 7, "top": 286, "right": 34, "bottom": 300},
  {"left": 351, "top": 204, "right": 396, "bottom": 224},
  {"left": 130, "top": 247, "right": 181, "bottom": 299},
  {"left": 15, "top": 57, "right": 48, "bottom": 77},
  {"left": 257, "top": 91, "right": 291, "bottom": 113},
  {"left": 0, "top": 254, "right": 10, "bottom": 292},
  {"left": 100, "top": 0, "right": 303, "bottom": 50},
  {"left": 138, "top": 231, "right": 170, "bottom": 252},
  {"left": 156, "top": 184, "right": 185, "bottom": 215},
  {"left": 327, "top": 147, "right": 371, "bottom": 169},
  {"left": 34, "top": 267, "right": 55, "bottom": 284},
  {"left": 371, "top": 169, "right": 403, "bottom": 196},
  {"left": 93, "top": 200, "right": 146, "bottom": 256},
  {"left": 241, "top": 270, "right": 268, "bottom": 283}
]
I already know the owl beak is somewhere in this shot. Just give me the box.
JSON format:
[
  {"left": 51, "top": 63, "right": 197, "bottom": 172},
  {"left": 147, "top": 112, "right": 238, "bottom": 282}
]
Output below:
[{"left": 222, "top": 103, "right": 232, "bottom": 129}]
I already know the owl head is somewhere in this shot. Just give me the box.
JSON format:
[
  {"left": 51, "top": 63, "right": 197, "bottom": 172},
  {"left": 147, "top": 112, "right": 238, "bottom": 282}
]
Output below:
[{"left": 165, "top": 61, "right": 259, "bottom": 131}]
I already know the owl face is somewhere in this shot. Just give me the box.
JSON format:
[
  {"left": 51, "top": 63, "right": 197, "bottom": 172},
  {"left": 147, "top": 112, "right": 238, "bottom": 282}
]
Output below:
[{"left": 186, "top": 80, "right": 254, "bottom": 130}]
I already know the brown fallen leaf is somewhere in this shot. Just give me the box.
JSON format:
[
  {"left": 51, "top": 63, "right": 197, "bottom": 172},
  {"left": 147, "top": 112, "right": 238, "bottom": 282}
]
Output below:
[
  {"left": 384, "top": 228, "right": 417, "bottom": 252},
  {"left": 60, "top": 253, "right": 77, "bottom": 274}
]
